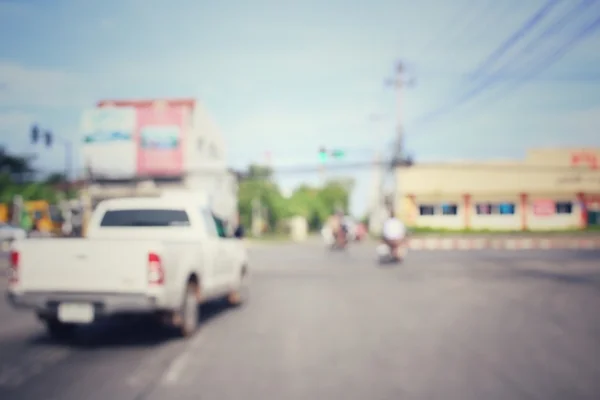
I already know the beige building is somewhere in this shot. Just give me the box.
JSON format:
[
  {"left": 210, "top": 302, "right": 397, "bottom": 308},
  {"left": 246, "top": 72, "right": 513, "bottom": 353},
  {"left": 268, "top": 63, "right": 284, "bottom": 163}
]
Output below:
[{"left": 395, "top": 148, "right": 600, "bottom": 231}]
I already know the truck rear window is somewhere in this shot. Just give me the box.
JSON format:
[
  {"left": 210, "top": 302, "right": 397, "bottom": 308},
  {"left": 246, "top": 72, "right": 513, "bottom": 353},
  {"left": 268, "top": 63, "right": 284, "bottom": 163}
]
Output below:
[{"left": 100, "top": 209, "right": 190, "bottom": 227}]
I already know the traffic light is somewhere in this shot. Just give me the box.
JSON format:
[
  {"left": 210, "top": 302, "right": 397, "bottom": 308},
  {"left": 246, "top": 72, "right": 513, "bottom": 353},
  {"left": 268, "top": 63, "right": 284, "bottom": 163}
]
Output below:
[
  {"left": 31, "top": 125, "right": 39, "bottom": 144},
  {"left": 44, "top": 131, "right": 53, "bottom": 147},
  {"left": 318, "top": 147, "right": 345, "bottom": 162},
  {"left": 318, "top": 147, "right": 327, "bottom": 163}
]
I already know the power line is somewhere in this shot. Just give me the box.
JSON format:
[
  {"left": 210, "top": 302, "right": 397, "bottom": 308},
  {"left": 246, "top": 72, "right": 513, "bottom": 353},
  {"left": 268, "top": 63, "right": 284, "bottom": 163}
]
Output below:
[
  {"left": 469, "top": 71, "right": 600, "bottom": 82},
  {"left": 410, "top": 0, "right": 598, "bottom": 126},
  {"left": 468, "top": 0, "right": 563, "bottom": 80},
  {"left": 412, "top": 0, "right": 573, "bottom": 124},
  {"left": 460, "top": 9, "right": 600, "bottom": 110},
  {"left": 81, "top": 160, "right": 599, "bottom": 184},
  {"left": 470, "top": 0, "right": 596, "bottom": 82},
  {"left": 235, "top": 160, "right": 599, "bottom": 178}
]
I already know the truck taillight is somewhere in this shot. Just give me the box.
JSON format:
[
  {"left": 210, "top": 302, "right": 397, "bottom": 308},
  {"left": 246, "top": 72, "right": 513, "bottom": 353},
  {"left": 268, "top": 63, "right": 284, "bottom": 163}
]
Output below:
[
  {"left": 148, "top": 252, "right": 164, "bottom": 285},
  {"left": 9, "top": 250, "right": 19, "bottom": 284}
]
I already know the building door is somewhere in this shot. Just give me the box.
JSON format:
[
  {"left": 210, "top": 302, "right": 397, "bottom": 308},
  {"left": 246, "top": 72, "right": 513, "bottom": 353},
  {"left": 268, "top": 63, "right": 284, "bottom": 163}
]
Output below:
[
  {"left": 588, "top": 211, "right": 600, "bottom": 226},
  {"left": 586, "top": 197, "right": 600, "bottom": 227}
]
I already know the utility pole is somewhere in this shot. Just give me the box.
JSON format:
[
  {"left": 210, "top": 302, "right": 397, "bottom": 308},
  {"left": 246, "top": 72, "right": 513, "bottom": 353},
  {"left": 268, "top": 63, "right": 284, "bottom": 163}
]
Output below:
[
  {"left": 318, "top": 146, "right": 327, "bottom": 184},
  {"left": 385, "top": 61, "right": 415, "bottom": 216},
  {"left": 368, "top": 151, "right": 385, "bottom": 235}
]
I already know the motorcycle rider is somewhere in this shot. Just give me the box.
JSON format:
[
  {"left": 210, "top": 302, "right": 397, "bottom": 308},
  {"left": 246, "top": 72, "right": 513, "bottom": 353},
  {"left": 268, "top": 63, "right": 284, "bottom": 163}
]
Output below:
[
  {"left": 382, "top": 209, "right": 407, "bottom": 259},
  {"left": 326, "top": 208, "right": 348, "bottom": 247}
]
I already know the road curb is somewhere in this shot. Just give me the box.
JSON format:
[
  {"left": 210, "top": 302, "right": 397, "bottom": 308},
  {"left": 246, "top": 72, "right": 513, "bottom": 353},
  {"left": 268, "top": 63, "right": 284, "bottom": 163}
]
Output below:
[{"left": 407, "top": 237, "right": 600, "bottom": 250}]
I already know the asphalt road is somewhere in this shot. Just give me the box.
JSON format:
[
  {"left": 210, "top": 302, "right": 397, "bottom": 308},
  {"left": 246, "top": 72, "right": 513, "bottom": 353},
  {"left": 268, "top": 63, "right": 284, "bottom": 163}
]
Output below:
[{"left": 1, "top": 243, "right": 600, "bottom": 400}]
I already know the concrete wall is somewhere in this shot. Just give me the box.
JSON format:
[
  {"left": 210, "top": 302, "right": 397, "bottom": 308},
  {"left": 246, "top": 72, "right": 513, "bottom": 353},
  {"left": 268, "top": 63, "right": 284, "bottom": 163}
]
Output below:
[
  {"left": 407, "top": 195, "right": 466, "bottom": 230},
  {"left": 403, "top": 193, "right": 583, "bottom": 231},
  {"left": 185, "top": 104, "right": 228, "bottom": 173},
  {"left": 395, "top": 148, "right": 600, "bottom": 231},
  {"left": 526, "top": 194, "right": 581, "bottom": 230},
  {"left": 184, "top": 103, "right": 237, "bottom": 222},
  {"left": 469, "top": 194, "right": 522, "bottom": 231},
  {"left": 397, "top": 163, "right": 600, "bottom": 195}
]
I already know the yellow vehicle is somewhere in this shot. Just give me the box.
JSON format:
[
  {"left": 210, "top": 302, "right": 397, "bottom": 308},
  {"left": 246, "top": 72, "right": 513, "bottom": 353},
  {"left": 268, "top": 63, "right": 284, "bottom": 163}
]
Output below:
[
  {"left": 25, "top": 200, "right": 56, "bottom": 233},
  {"left": 0, "top": 203, "right": 8, "bottom": 223},
  {"left": 0, "top": 200, "right": 63, "bottom": 234}
]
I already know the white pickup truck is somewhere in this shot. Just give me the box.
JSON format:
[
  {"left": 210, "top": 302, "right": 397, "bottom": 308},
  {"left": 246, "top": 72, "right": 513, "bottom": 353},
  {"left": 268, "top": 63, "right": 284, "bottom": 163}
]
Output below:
[{"left": 6, "top": 196, "right": 249, "bottom": 339}]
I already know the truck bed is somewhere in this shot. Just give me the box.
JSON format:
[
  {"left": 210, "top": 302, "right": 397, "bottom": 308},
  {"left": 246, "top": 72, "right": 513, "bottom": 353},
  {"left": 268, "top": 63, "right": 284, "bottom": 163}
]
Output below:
[{"left": 14, "top": 238, "right": 164, "bottom": 294}]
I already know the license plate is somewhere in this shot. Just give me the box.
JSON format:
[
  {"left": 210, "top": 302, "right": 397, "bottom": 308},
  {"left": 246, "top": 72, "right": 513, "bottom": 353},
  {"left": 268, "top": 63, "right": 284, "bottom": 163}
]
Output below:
[{"left": 57, "top": 303, "right": 94, "bottom": 323}]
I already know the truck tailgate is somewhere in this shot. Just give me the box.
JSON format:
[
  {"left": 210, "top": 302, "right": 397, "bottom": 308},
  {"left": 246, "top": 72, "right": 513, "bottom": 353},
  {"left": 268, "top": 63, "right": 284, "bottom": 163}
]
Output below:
[{"left": 16, "top": 239, "right": 162, "bottom": 294}]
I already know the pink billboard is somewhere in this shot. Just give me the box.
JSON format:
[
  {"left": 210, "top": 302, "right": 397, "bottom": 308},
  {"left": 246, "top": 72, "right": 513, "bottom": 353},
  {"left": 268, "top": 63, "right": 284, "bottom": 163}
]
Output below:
[
  {"left": 135, "top": 105, "right": 185, "bottom": 176},
  {"left": 533, "top": 199, "right": 555, "bottom": 216}
]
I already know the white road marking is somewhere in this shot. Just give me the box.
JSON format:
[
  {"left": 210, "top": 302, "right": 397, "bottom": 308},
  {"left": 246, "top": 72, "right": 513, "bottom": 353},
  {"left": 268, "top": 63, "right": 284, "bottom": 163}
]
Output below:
[
  {"left": 161, "top": 352, "right": 191, "bottom": 385},
  {"left": 159, "top": 332, "right": 203, "bottom": 385},
  {"left": 127, "top": 335, "right": 191, "bottom": 387}
]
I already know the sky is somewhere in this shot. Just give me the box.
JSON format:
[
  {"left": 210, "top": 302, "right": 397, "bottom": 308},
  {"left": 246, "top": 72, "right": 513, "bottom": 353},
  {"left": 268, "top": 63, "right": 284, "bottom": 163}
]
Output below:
[{"left": 1, "top": 0, "right": 600, "bottom": 216}]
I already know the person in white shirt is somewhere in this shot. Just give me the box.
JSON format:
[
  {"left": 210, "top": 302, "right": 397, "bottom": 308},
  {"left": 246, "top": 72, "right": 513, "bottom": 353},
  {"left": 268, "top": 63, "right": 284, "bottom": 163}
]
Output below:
[{"left": 382, "top": 210, "right": 407, "bottom": 258}]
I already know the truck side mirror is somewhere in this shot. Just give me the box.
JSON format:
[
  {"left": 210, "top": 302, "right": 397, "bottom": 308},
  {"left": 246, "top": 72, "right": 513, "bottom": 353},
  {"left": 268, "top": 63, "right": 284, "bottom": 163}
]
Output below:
[{"left": 234, "top": 225, "right": 245, "bottom": 239}]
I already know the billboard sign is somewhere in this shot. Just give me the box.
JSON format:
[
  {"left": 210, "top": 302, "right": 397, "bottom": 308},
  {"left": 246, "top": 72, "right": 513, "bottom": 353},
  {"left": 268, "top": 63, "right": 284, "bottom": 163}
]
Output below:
[
  {"left": 533, "top": 199, "right": 555, "bottom": 216},
  {"left": 570, "top": 151, "right": 598, "bottom": 169},
  {"left": 136, "top": 105, "right": 185, "bottom": 176},
  {"left": 81, "top": 107, "right": 137, "bottom": 178}
]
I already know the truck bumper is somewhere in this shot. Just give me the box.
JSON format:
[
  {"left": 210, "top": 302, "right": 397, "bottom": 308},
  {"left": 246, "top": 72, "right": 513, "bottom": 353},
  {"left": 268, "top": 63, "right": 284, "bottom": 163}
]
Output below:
[{"left": 6, "top": 291, "right": 163, "bottom": 319}]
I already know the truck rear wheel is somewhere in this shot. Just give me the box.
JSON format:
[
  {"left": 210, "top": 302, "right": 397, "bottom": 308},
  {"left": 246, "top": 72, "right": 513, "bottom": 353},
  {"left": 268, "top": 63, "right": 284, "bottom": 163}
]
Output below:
[
  {"left": 179, "top": 284, "right": 200, "bottom": 338},
  {"left": 45, "top": 318, "right": 77, "bottom": 341},
  {"left": 227, "top": 265, "right": 249, "bottom": 307}
]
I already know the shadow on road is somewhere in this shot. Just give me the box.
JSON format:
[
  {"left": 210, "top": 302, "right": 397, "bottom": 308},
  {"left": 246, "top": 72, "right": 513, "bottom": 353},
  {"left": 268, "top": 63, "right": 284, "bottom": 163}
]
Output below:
[
  {"left": 25, "top": 300, "right": 232, "bottom": 349},
  {"left": 393, "top": 264, "right": 600, "bottom": 291},
  {"left": 511, "top": 269, "right": 600, "bottom": 288}
]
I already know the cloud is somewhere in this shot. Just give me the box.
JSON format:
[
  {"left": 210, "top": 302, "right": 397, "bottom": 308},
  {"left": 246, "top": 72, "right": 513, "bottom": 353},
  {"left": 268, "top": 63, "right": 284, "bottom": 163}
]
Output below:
[{"left": 0, "top": 62, "right": 90, "bottom": 108}]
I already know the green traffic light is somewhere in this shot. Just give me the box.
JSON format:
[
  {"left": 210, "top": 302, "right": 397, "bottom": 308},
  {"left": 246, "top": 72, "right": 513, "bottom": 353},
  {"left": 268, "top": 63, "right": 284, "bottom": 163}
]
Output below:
[
  {"left": 332, "top": 149, "right": 344, "bottom": 158},
  {"left": 318, "top": 147, "right": 327, "bottom": 163}
]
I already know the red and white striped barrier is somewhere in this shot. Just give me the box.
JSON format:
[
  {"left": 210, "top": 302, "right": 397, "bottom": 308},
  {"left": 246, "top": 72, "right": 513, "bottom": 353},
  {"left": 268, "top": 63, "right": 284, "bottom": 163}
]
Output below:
[{"left": 408, "top": 237, "right": 600, "bottom": 251}]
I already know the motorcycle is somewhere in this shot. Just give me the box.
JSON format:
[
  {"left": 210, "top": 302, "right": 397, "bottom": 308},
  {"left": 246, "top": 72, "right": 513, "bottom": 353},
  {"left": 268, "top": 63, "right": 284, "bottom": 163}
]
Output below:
[
  {"left": 322, "top": 226, "right": 348, "bottom": 251},
  {"left": 376, "top": 237, "right": 409, "bottom": 265}
]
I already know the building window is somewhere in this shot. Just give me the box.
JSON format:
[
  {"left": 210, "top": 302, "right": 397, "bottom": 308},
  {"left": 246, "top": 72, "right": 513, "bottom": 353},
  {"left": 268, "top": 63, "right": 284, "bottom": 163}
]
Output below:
[
  {"left": 419, "top": 205, "right": 435, "bottom": 216},
  {"left": 476, "top": 202, "right": 515, "bottom": 215},
  {"left": 476, "top": 203, "right": 491, "bottom": 215},
  {"left": 441, "top": 203, "right": 458, "bottom": 215},
  {"left": 555, "top": 201, "right": 573, "bottom": 214},
  {"left": 499, "top": 203, "right": 515, "bottom": 215}
]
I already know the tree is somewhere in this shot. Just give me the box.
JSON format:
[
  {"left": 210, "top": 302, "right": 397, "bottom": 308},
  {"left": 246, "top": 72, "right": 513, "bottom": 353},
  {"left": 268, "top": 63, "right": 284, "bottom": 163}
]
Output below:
[
  {"left": 0, "top": 147, "right": 59, "bottom": 203},
  {"left": 283, "top": 178, "right": 355, "bottom": 231},
  {"left": 45, "top": 173, "right": 66, "bottom": 185},
  {"left": 287, "top": 185, "right": 328, "bottom": 230},
  {"left": 237, "top": 164, "right": 285, "bottom": 232},
  {"left": 317, "top": 178, "right": 355, "bottom": 215},
  {"left": 236, "top": 163, "right": 356, "bottom": 234},
  {"left": 0, "top": 147, "right": 36, "bottom": 183},
  {"left": 245, "top": 164, "right": 274, "bottom": 181}
]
